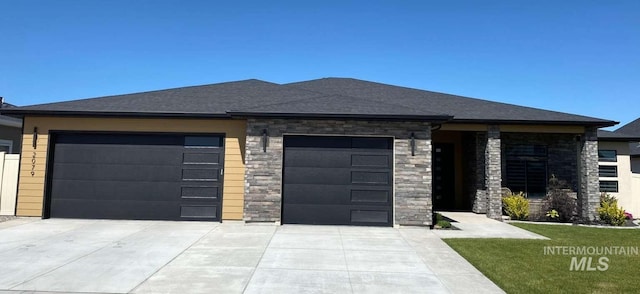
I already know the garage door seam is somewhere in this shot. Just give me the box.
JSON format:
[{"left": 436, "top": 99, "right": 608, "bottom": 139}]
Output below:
[
  {"left": 338, "top": 228, "right": 355, "bottom": 293},
  {"left": 240, "top": 225, "right": 278, "bottom": 294}
]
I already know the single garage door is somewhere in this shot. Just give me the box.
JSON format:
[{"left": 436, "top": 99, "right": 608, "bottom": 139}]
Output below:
[
  {"left": 282, "top": 135, "right": 393, "bottom": 226},
  {"left": 47, "top": 133, "right": 224, "bottom": 221}
]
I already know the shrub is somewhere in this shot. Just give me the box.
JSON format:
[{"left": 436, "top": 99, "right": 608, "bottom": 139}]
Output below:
[
  {"left": 598, "top": 193, "right": 626, "bottom": 226},
  {"left": 502, "top": 192, "right": 529, "bottom": 220},
  {"left": 543, "top": 176, "right": 577, "bottom": 222},
  {"left": 437, "top": 220, "right": 452, "bottom": 229}
]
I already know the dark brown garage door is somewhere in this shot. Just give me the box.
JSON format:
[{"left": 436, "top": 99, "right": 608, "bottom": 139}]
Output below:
[
  {"left": 282, "top": 135, "right": 393, "bottom": 226},
  {"left": 46, "top": 133, "right": 224, "bottom": 221}
]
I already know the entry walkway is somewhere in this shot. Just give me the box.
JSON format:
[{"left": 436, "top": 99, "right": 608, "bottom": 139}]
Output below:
[{"left": 434, "top": 211, "right": 548, "bottom": 239}]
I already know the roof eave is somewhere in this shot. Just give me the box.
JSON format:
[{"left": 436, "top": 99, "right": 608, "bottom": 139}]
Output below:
[
  {"left": 598, "top": 137, "right": 640, "bottom": 142},
  {"left": 449, "top": 119, "right": 618, "bottom": 128},
  {"left": 0, "top": 109, "right": 231, "bottom": 119}
]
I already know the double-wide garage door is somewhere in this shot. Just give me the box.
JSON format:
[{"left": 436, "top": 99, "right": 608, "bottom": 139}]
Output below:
[
  {"left": 282, "top": 136, "right": 393, "bottom": 226},
  {"left": 47, "top": 133, "right": 224, "bottom": 221}
]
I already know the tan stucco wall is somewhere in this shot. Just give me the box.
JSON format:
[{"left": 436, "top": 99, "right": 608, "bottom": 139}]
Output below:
[
  {"left": 598, "top": 141, "right": 638, "bottom": 216},
  {"left": 16, "top": 116, "right": 246, "bottom": 220}
]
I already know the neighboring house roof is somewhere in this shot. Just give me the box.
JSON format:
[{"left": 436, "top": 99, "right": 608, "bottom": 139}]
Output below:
[
  {"left": 599, "top": 129, "right": 640, "bottom": 156},
  {"left": 0, "top": 102, "right": 22, "bottom": 128},
  {"left": 0, "top": 77, "right": 617, "bottom": 126},
  {"left": 616, "top": 118, "right": 640, "bottom": 136},
  {"left": 598, "top": 130, "right": 640, "bottom": 142},
  {"left": 614, "top": 118, "right": 640, "bottom": 156}
]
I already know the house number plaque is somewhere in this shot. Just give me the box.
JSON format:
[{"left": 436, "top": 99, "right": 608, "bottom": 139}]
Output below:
[{"left": 31, "top": 152, "right": 36, "bottom": 176}]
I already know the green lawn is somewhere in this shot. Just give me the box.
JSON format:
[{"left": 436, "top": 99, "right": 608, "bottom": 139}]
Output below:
[{"left": 444, "top": 223, "right": 640, "bottom": 294}]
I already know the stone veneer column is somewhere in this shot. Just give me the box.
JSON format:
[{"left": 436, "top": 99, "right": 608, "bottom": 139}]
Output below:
[
  {"left": 243, "top": 118, "right": 433, "bottom": 226},
  {"left": 243, "top": 119, "right": 286, "bottom": 222},
  {"left": 394, "top": 129, "right": 432, "bottom": 226},
  {"left": 579, "top": 127, "right": 599, "bottom": 221},
  {"left": 485, "top": 125, "right": 502, "bottom": 220},
  {"left": 472, "top": 132, "right": 487, "bottom": 213}
]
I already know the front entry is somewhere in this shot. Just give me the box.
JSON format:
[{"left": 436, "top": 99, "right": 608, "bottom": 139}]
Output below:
[{"left": 433, "top": 143, "right": 455, "bottom": 210}]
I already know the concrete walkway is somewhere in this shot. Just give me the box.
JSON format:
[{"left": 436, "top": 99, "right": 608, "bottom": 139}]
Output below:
[
  {"left": 434, "top": 211, "right": 548, "bottom": 239},
  {"left": 0, "top": 218, "right": 504, "bottom": 294}
]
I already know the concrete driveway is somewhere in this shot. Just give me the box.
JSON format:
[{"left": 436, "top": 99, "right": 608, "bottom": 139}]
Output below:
[{"left": 0, "top": 218, "right": 503, "bottom": 294}]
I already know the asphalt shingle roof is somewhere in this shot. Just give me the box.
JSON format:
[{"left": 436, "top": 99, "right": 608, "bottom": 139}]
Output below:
[
  {"left": 287, "top": 78, "right": 614, "bottom": 125},
  {"left": 597, "top": 130, "right": 640, "bottom": 141},
  {"left": 1, "top": 77, "right": 616, "bottom": 126},
  {"left": 616, "top": 118, "right": 640, "bottom": 136}
]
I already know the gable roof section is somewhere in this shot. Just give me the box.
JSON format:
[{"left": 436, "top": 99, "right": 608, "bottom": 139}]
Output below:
[
  {"left": 227, "top": 94, "right": 451, "bottom": 121},
  {"left": 616, "top": 118, "right": 640, "bottom": 136},
  {"left": 286, "top": 78, "right": 615, "bottom": 126},
  {"left": 2, "top": 79, "right": 316, "bottom": 118},
  {"left": 1, "top": 77, "right": 617, "bottom": 126},
  {"left": 598, "top": 130, "right": 640, "bottom": 142}
]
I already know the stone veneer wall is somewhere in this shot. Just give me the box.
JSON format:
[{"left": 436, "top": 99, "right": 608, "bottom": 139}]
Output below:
[
  {"left": 243, "top": 118, "right": 433, "bottom": 226},
  {"left": 580, "top": 127, "right": 599, "bottom": 221},
  {"left": 486, "top": 126, "right": 503, "bottom": 220}
]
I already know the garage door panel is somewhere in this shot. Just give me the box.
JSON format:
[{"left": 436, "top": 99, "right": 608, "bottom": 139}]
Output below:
[
  {"left": 282, "top": 135, "right": 393, "bottom": 227},
  {"left": 182, "top": 152, "right": 220, "bottom": 164},
  {"left": 351, "top": 154, "right": 391, "bottom": 167},
  {"left": 54, "top": 146, "right": 184, "bottom": 165},
  {"left": 181, "top": 186, "right": 220, "bottom": 199},
  {"left": 180, "top": 205, "right": 218, "bottom": 219},
  {"left": 51, "top": 180, "right": 181, "bottom": 201},
  {"left": 351, "top": 137, "right": 392, "bottom": 149},
  {"left": 284, "top": 149, "right": 352, "bottom": 168},
  {"left": 282, "top": 204, "right": 351, "bottom": 225},
  {"left": 283, "top": 184, "right": 350, "bottom": 205},
  {"left": 181, "top": 167, "right": 221, "bottom": 181},
  {"left": 50, "top": 199, "right": 182, "bottom": 220},
  {"left": 284, "top": 184, "right": 391, "bottom": 206},
  {"left": 48, "top": 133, "right": 223, "bottom": 221},
  {"left": 350, "top": 189, "right": 391, "bottom": 204},
  {"left": 350, "top": 209, "right": 390, "bottom": 224},
  {"left": 282, "top": 167, "right": 351, "bottom": 185},
  {"left": 52, "top": 163, "right": 182, "bottom": 182},
  {"left": 351, "top": 170, "right": 391, "bottom": 185},
  {"left": 283, "top": 204, "right": 391, "bottom": 226}
]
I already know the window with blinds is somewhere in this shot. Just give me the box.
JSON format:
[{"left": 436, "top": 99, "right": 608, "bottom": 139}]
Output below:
[{"left": 505, "top": 144, "right": 548, "bottom": 198}]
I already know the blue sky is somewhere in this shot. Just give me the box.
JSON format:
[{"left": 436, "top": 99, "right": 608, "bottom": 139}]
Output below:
[{"left": 1, "top": 1, "right": 638, "bottom": 129}]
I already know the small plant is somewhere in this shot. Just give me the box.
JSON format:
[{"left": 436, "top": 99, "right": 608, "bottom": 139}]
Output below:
[
  {"left": 437, "top": 220, "right": 452, "bottom": 229},
  {"left": 598, "top": 193, "right": 626, "bottom": 226},
  {"left": 543, "top": 175, "right": 577, "bottom": 222},
  {"left": 502, "top": 192, "right": 529, "bottom": 220},
  {"left": 624, "top": 212, "right": 633, "bottom": 220},
  {"left": 546, "top": 209, "right": 559, "bottom": 220}
]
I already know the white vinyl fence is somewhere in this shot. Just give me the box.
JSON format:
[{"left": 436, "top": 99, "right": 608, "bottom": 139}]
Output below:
[{"left": 0, "top": 152, "right": 19, "bottom": 216}]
